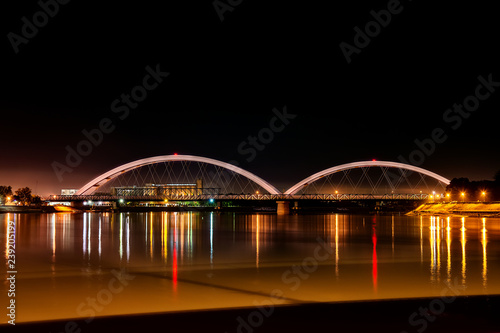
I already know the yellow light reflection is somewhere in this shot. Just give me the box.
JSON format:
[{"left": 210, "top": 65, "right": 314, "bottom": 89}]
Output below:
[
  {"left": 4, "top": 214, "right": 9, "bottom": 261},
  {"left": 429, "top": 216, "right": 436, "bottom": 282},
  {"left": 460, "top": 217, "right": 466, "bottom": 285},
  {"left": 335, "top": 214, "right": 339, "bottom": 279},
  {"left": 256, "top": 214, "right": 260, "bottom": 268},
  {"left": 163, "top": 213, "right": 168, "bottom": 263},
  {"left": 188, "top": 212, "right": 193, "bottom": 260},
  {"left": 150, "top": 213, "right": 153, "bottom": 260},
  {"left": 391, "top": 215, "right": 394, "bottom": 256},
  {"left": 145, "top": 212, "right": 148, "bottom": 254},
  {"left": 481, "top": 218, "right": 487, "bottom": 288},
  {"left": 446, "top": 217, "right": 451, "bottom": 284},
  {"left": 436, "top": 218, "right": 441, "bottom": 282},
  {"left": 420, "top": 216, "right": 423, "bottom": 263}
]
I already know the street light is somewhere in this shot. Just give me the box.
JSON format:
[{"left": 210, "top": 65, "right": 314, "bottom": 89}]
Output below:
[
  {"left": 461, "top": 192, "right": 465, "bottom": 202},
  {"left": 482, "top": 191, "right": 486, "bottom": 202}
]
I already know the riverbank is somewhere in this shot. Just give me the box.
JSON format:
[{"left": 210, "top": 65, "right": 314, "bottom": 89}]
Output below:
[
  {"left": 408, "top": 202, "right": 500, "bottom": 217},
  {"left": 0, "top": 205, "right": 57, "bottom": 214},
  {"left": 2, "top": 295, "right": 499, "bottom": 333}
]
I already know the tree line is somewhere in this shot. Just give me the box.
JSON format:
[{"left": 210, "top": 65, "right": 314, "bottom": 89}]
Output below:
[
  {"left": 445, "top": 170, "right": 500, "bottom": 201},
  {"left": 0, "top": 186, "right": 42, "bottom": 206}
]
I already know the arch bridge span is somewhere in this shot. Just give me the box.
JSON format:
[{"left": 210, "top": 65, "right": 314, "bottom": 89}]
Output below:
[
  {"left": 285, "top": 160, "right": 450, "bottom": 195},
  {"left": 75, "top": 154, "right": 281, "bottom": 196},
  {"left": 74, "top": 156, "right": 450, "bottom": 198}
]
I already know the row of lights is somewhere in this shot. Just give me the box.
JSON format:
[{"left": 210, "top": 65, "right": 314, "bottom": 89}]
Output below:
[{"left": 429, "top": 191, "right": 487, "bottom": 201}]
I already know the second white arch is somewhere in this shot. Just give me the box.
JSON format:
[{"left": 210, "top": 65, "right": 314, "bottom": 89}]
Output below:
[{"left": 284, "top": 160, "right": 451, "bottom": 195}]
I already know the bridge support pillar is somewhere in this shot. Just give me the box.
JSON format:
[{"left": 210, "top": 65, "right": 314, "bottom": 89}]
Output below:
[{"left": 276, "top": 201, "right": 290, "bottom": 215}]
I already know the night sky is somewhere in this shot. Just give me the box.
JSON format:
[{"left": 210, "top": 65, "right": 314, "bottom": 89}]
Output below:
[{"left": 1, "top": 1, "right": 499, "bottom": 195}]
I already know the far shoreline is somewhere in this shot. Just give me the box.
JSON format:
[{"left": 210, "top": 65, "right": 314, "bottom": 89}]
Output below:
[{"left": 407, "top": 201, "right": 500, "bottom": 217}]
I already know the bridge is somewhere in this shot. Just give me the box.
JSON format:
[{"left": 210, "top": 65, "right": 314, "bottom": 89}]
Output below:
[{"left": 48, "top": 154, "right": 451, "bottom": 213}]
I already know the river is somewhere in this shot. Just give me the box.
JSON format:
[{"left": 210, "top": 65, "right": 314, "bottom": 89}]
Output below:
[{"left": 1, "top": 212, "right": 499, "bottom": 325}]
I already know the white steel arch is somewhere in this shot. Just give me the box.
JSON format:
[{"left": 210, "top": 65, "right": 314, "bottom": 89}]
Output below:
[
  {"left": 76, "top": 154, "right": 280, "bottom": 195},
  {"left": 284, "top": 160, "right": 450, "bottom": 195}
]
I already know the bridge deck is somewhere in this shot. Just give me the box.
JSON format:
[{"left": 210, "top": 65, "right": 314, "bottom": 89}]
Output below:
[{"left": 47, "top": 193, "right": 430, "bottom": 202}]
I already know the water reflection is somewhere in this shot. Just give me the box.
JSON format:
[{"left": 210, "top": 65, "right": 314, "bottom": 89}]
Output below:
[
  {"left": 461, "top": 217, "right": 467, "bottom": 285},
  {"left": 335, "top": 214, "right": 339, "bottom": 278},
  {"left": 423, "top": 215, "right": 492, "bottom": 287},
  {"left": 372, "top": 218, "right": 377, "bottom": 292},
  {"left": 1, "top": 213, "right": 499, "bottom": 306},
  {"left": 446, "top": 217, "right": 451, "bottom": 284},
  {"left": 481, "top": 217, "right": 487, "bottom": 288}
]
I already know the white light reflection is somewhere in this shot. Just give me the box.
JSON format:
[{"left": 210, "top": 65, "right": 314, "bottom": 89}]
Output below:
[
  {"left": 61, "top": 214, "right": 69, "bottom": 251},
  {"left": 88, "top": 214, "right": 91, "bottom": 258},
  {"left": 82, "top": 213, "right": 92, "bottom": 260},
  {"left": 180, "top": 213, "right": 185, "bottom": 264},
  {"left": 188, "top": 212, "right": 193, "bottom": 260},
  {"left": 210, "top": 212, "right": 214, "bottom": 266},
  {"left": 83, "top": 213, "right": 87, "bottom": 259},
  {"left": 119, "top": 213, "right": 123, "bottom": 261},
  {"left": 51, "top": 214, "right": 56, "bottom": 259},
  {"left": 126, "top": 215, "right": 130, "bottom": 263},
  {"left": 98, "top": 216, "right": 102, "bottom": 260}
]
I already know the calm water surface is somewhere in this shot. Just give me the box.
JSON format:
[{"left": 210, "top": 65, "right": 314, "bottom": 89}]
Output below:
[{"left": 1, "top": 212, "right": 500, "bottom": 324}]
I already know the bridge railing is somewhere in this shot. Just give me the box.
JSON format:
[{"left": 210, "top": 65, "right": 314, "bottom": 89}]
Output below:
[{"left": 46, "top": 193, "right": 430, "bottom": 202}]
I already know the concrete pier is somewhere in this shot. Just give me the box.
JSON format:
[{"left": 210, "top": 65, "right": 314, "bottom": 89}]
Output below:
[{"left": 277, "top": 201, "right": 290, "bottom": 215}]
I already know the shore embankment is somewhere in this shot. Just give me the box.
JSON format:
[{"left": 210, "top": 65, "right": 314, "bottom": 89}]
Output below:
[
  {"left": 0, "top": 205, "right": 57, "bottom": 213},
  {"left": 408, "top": 202, "right": 500, "bottom": 217}
]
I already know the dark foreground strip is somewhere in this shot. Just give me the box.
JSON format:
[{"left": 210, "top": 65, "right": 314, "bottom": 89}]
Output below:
[{"left": 2, "top": 295, "right": 500, "bottom": 333}]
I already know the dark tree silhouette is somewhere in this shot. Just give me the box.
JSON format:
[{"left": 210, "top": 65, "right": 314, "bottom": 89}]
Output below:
[
  {"left": 14, "top": 187, "right": 32, "bottom": 206},
  {"left": 494, "top": 169, "right": 500, "bottom": 183},
  {"left": 0, "top": 185, "right": 13, "bottom": 204}
]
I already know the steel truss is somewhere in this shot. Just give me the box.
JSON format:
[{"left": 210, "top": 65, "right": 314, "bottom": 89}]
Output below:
[{"left": 48, "top": 193, "right": 429, "bottom": 202}]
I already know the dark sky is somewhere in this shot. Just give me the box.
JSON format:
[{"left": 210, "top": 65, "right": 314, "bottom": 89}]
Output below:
[{"left": 1, "top": 1, "right": 499, "bottom": 195}]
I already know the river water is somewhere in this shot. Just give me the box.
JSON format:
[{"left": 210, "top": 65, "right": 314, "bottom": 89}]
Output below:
[{"left": 1, "top": 212, "right": 499, "bottom": 324}]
